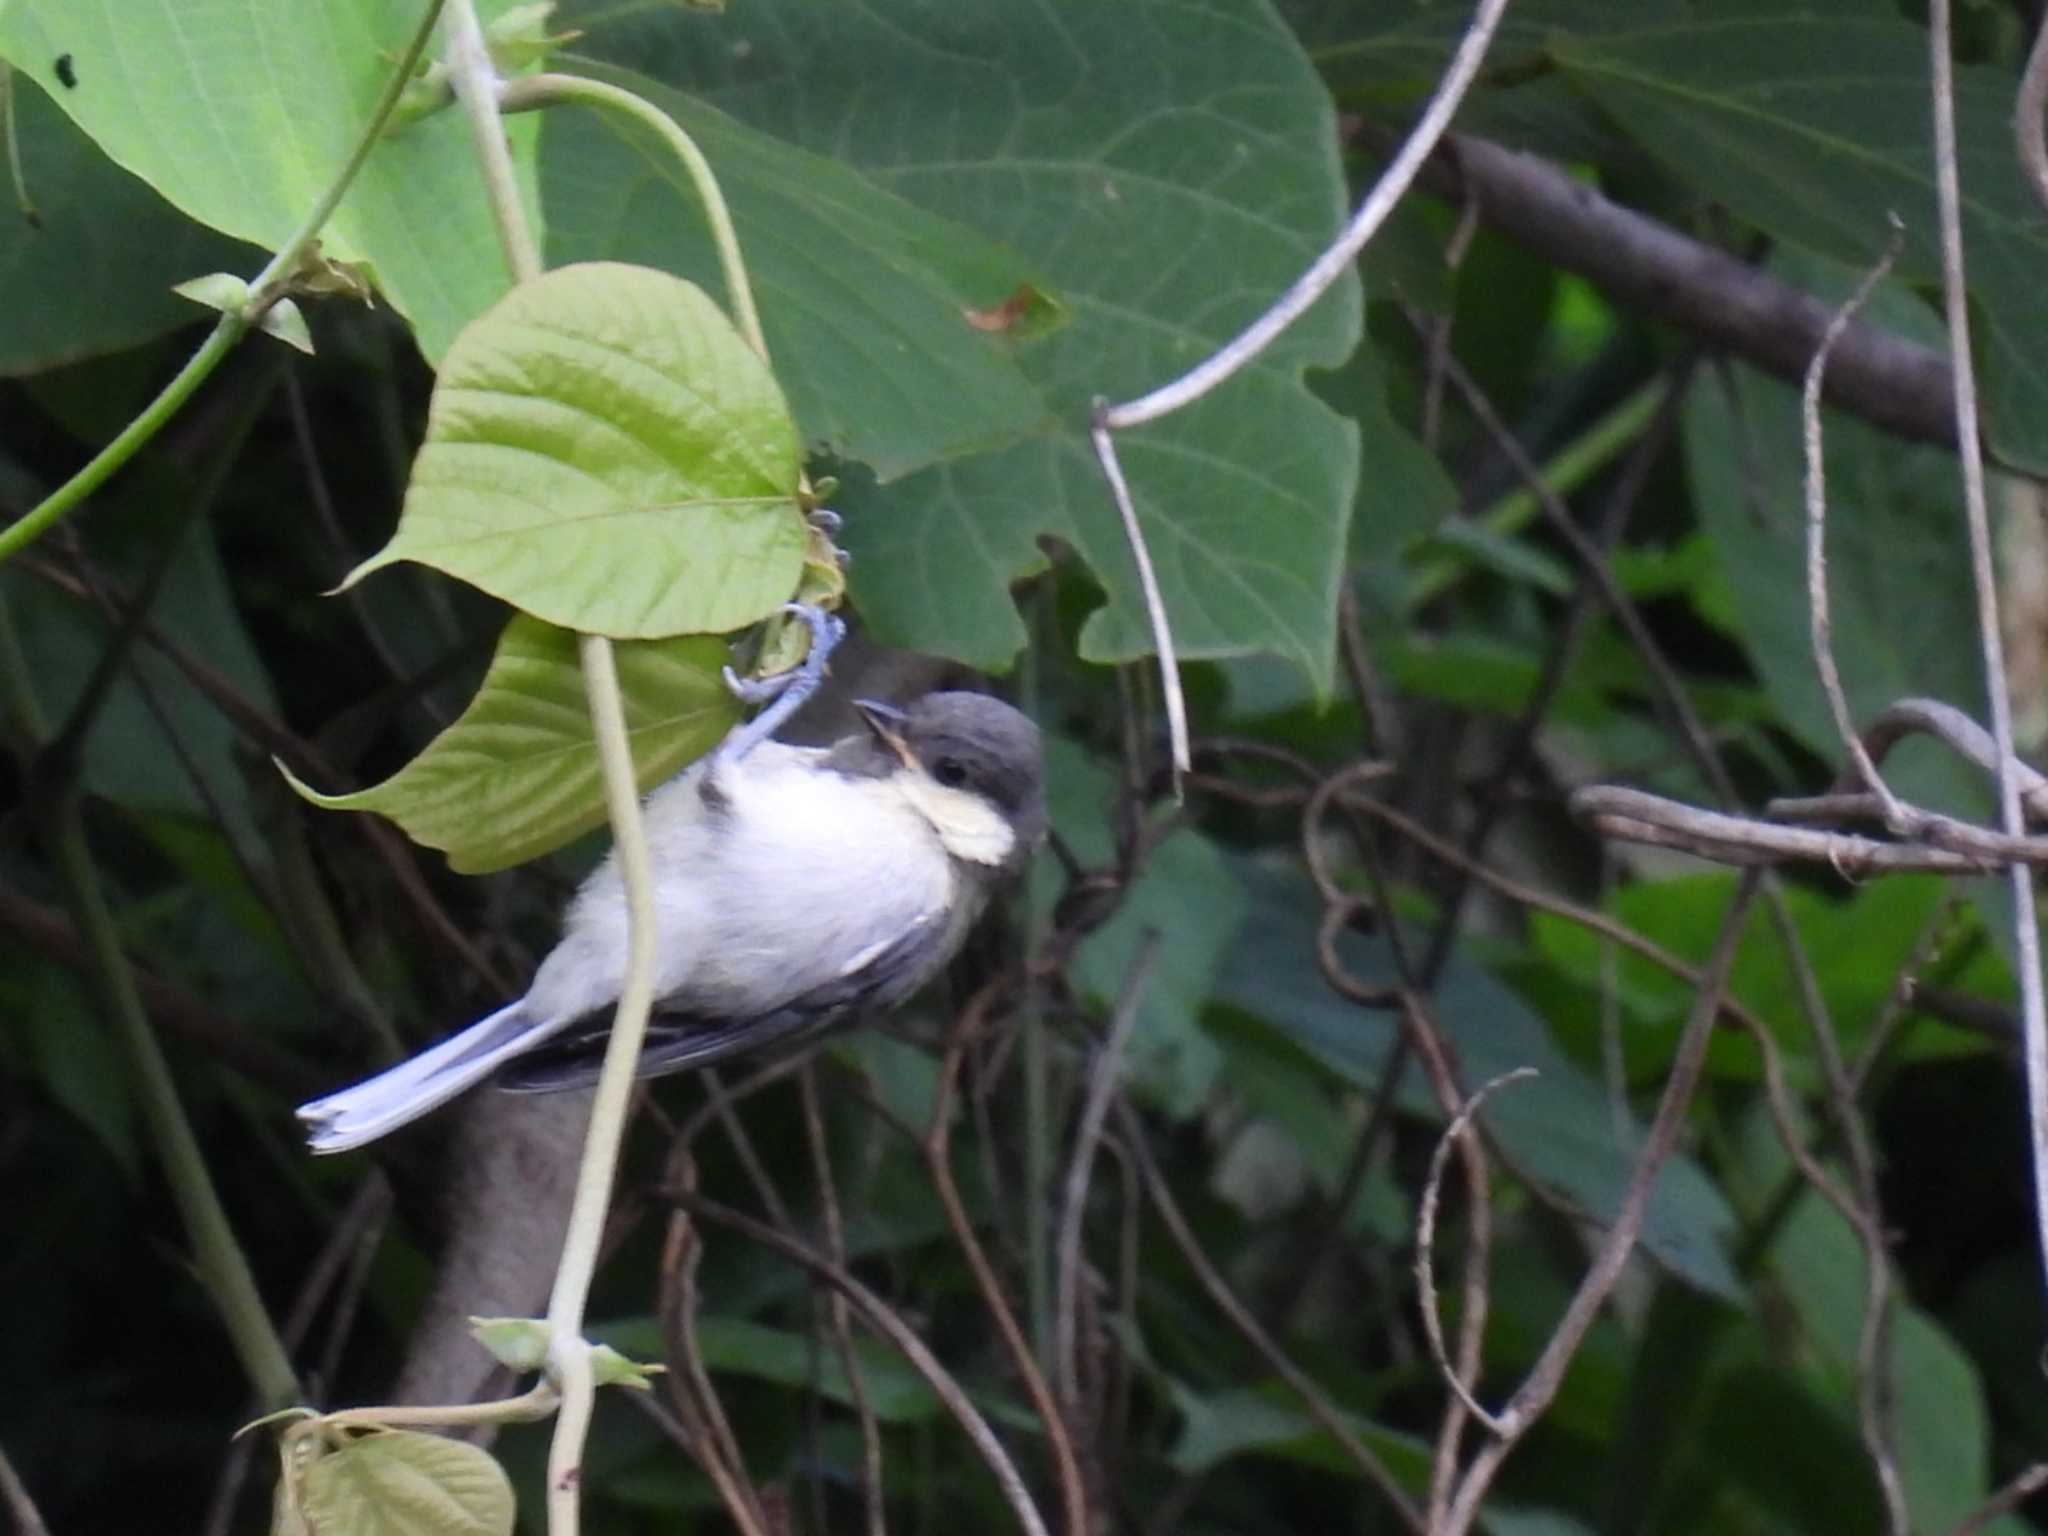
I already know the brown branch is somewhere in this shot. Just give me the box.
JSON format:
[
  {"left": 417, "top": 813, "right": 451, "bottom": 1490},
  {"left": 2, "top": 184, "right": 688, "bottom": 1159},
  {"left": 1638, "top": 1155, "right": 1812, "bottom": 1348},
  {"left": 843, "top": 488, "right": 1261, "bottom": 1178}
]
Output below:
[{"left": 1406, "top": 132, "right": 1956, "bottom": 449}]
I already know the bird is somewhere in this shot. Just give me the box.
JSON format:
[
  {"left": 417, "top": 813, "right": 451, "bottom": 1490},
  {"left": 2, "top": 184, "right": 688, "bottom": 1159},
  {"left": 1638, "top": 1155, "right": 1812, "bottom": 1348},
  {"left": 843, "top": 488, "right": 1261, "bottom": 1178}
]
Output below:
[{"left": 296, "top": 680, "right": 1045, "bottom": 1154}]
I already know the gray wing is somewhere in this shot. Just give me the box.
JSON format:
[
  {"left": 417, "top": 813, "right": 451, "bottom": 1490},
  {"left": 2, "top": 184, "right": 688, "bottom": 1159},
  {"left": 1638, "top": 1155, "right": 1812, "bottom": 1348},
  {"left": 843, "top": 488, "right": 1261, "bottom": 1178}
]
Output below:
[{"left": 493, "top": 919, "right": 946, "bottom": 1093}]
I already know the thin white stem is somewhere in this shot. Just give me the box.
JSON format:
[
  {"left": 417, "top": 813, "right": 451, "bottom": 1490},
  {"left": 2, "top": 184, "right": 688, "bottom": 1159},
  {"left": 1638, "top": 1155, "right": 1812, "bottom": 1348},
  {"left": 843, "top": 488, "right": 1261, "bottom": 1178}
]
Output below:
[
  {"left": 1414, "top": 1067, "right": 1533, "bottom": 1437},
  {"left": 1803, "top": 216, "right": 1907, "bottom": 830},
  {"left": 1929, "top": 0, "right": 2048, "bottom": 1316},
  {"left": 1099, "top": 0, "right": 1512, "bottom": 429},
  {"left": 1087, "top": 418, "right": 1188, "bottom": 783},
  {"left": 443, "top": 7, "right": 664, "bottom": 1535}
]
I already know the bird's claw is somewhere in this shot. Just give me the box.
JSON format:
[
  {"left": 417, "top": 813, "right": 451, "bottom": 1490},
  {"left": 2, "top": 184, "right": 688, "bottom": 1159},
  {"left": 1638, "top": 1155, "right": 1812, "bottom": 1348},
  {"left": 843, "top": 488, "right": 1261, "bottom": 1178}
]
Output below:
[{"left": 717, "top": 603, "right": 846, "bottom": 762}]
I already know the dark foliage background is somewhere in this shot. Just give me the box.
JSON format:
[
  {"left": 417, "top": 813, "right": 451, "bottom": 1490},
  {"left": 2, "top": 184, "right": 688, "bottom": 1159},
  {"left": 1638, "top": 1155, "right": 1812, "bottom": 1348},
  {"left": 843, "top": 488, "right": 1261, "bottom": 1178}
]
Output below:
[{"left": 2, "top": 1, "right": 2046, "bottom": 1533}]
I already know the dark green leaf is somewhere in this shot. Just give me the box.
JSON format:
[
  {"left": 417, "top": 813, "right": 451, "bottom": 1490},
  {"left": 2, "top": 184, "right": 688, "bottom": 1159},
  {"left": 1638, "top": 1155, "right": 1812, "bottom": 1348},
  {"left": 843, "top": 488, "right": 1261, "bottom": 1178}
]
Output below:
[
  {"left": 541, "top": 62, "right": 1054, "bottom": 481},
  {"left": 1560, "top": 8, "right": 2048, "bottom": 472},
  {"left": 0, "top": 73, "right": 260, "bottom": 375},
  {"left": 564, "top": 0, "right": 1362, "bottom": 687},
  {"left": 0, "top": 0, "right": 541, "bottom": 361}
]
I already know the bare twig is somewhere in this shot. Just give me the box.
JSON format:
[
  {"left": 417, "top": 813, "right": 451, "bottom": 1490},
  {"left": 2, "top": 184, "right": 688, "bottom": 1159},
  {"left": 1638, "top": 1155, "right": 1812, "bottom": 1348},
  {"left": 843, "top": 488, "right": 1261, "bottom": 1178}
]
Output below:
[
  {"left": 1947, "top": 1463, "right": 2048, "bottom": 1535},
  {"left": 1803, "top": 216, "right": 1909, "bottom": 829},
  {"left": 1085, "top": 418, "right": 1189, "bottom": 788},
  {"left": 1117, "top": 1101, "right": 1425, "bottom": 1533},
  {"left": 1053, "top": 932, "right": 1160, "bottom": 1423},
  {"left": 658, "top": 1141, "right": 770, "bottom": 1536},
  {"left": 2019, "top": 10, "right": 2048, "bottom": 219},
  {"left": 1084, "top": 0, "right": 1513, "bottom": 785},
  {"left": 1851, "top": 698, "right": 2048, "bottom": 817},
  {"left": 925, "top": 988, "right": 1090, "bottom": 1536},
  {"left": 1571, "top": 784, "right": 2026, "bottom": 874},
  {"left": 671, "top": 1194, "right": 1054, "bottom": 1536},
  {"left": 1438, "top": 871, "right": 1762, "bottom": 1535},
  {"left": 1414, "top": 1068, "right": 1536, "bottom": 1435},
  {"left": 798, "top": 1065, "right": 886, "bottom": 1536},
  {"left": 1926, "top": 0, "right": 2048, "bottom": 1311},
  {"left": 1103, "top": 0, "right": 1510, "bottom": 430},
  {"left": 0, "top": 1443, "right": 50, "bottom": 1536}
]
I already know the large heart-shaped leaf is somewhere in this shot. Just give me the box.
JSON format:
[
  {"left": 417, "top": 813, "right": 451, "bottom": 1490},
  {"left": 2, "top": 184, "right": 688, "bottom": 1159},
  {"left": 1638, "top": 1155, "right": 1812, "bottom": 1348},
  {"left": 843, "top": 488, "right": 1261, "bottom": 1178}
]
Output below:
[
  {"left": 344, "top": 261, "right": 806, "bottom": 638},
  {"left": 562, "top": 0, "right": 1362, "bottom": 688},
  {"left": 285, "top": 615, "right": 737, "bottom": 873},
  {"left": 292, "top": 1430, "right": 512, "bottom": 1536},
  {"left": 0, "top": 0, "right": 542, "bottom": 362},
  {"left": 540, "top": 62, "right": 1056, "bottom": 483}
]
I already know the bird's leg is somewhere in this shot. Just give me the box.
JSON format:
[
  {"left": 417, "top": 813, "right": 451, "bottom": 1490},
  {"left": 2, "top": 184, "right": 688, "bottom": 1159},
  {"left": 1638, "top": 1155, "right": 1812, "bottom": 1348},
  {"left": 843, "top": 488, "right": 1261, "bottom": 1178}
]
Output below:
[{"left": 718, "top": 602, "right": 846, "bottom": 761}]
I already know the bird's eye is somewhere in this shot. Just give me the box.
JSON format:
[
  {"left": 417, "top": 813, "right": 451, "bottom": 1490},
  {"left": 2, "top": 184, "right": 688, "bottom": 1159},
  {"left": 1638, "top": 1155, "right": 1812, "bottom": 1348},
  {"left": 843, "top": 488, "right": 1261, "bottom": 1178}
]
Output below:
[{"left": 933, "top": 756, "right": 969, "bottom": 787}]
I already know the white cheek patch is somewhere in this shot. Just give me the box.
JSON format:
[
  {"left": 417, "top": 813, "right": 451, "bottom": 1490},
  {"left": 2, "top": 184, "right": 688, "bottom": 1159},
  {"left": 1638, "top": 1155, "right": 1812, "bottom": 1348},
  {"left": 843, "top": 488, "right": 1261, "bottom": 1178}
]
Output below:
[{"left": 897, "top": 775, "right": 1017, "bottom": 866}]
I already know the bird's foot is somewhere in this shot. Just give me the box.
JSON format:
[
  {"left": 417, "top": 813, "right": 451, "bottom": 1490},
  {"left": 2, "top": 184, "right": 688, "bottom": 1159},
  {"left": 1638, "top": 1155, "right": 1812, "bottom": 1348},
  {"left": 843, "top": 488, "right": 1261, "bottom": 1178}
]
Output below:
[{"left": 718, "top": 602, "right": 846, "bottom": 761}]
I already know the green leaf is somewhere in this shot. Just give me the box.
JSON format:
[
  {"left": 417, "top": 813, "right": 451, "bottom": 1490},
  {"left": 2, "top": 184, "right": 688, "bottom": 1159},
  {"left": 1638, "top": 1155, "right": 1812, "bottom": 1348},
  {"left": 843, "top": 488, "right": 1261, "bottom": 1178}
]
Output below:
[
  {"left": 171, "top": 272, "right": 251, "bottom": 316},
  {"left": 1557, "top": 7, "right": 2048, "bottom": 473},
  {"left": 285, "top": 614, "right": 738, "bottom": 874},
  {"left": 25, "top": 967, "right": 138, "bottom": 1179},
  {"left": 344, "top": 262, "right": 806, "bottom": 638},
  {"left": 1166, "top": 1381, "right": 1430, "bottom": 1484},
  {"left": 540, "top": 61, "right": 1054, "bottom": 481},
  {"left": 563, "top": 0, "right": 1362, "bottom": 688},
  {"left": 1036, "top": 736, "right": 1246, "bottom": 1117},
  {"left": 468, "top": 1316, "right": 550, "bottom": 1372},
  {"left": 0, "top": 0, "right": 542, "bottom": 362},
  {"left": 1216, "top": 865, "right": 1743, "bottom": 1298},
  {"left": 0, "top": 71, "right": 262, "bottom": 375},
  {"left": 0, "top": 473, "right": 280, "bottom": 850},
  {"left": 296, "top": 1431, "right": 514, "bottom": 1536},
  {"left": 1770, "top": 1185, "right": 2001, "bottom": 1532},
  {"left": 601, "top": 1315, "right": 943, "bottom": 1423},
  {"left": 257, "top": 296, "right": 315, "bottom": 355}
]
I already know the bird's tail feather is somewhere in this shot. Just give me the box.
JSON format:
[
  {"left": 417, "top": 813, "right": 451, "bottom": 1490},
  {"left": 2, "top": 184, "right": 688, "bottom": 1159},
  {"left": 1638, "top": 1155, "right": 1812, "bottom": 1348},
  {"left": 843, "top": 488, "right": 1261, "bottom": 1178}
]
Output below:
[{"left": 297, "top": 1002, "right": 564, "bottom": 1154}]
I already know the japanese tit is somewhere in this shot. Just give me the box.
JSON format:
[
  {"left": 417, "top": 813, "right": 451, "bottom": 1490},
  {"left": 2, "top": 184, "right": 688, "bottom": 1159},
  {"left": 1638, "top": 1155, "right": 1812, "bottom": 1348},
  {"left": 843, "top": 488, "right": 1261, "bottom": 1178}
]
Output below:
[{"left": 298, "top": 691, "right": 1045, "bottom": 1153}]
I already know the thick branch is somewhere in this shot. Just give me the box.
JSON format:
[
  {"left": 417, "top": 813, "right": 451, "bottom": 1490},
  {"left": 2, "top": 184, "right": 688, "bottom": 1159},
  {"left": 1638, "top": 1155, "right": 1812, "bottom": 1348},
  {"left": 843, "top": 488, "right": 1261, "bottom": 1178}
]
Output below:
[{"left": 1408, "top": 132, "right": 1956, "bottom": 450}]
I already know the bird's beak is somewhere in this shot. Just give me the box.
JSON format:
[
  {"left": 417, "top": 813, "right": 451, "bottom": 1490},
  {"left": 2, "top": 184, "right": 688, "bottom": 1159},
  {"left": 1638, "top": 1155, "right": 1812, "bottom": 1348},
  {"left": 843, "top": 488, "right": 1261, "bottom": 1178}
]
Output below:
[{"left": 854, "top": 699, "right": 918, "bottom": 770}]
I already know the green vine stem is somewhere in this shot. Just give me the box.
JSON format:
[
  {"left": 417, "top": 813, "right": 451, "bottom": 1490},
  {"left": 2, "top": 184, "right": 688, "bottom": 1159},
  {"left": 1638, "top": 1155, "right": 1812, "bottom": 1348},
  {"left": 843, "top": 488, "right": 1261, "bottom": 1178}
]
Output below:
[
  {"left": 0, "top": 593, "right": 299, "bottom": 1409},
  {"left": 0, "top": 0, "right": 449, "bottom": 568},
  {"left": 500, "top": 71, "right": 768, "bottom": 364},
  {"left": 443, "top": 7, "right": 715, "bottom": 1534}
]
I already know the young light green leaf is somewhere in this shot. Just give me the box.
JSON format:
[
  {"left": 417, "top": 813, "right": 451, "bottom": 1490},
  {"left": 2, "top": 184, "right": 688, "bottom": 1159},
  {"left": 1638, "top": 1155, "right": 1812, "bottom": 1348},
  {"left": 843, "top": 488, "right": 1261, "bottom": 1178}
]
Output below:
[
  {"left": 344, "top": 262, "right": 805, "bottom": 639},
  {"left": 589, "top": 1343, "right": 662, "bottom": 1390},
  {"left": 469, "top": 1316, "right": 551, "bottom": 1372},
  {"left": 283, "top": 616, "right": 738, "bottom": 873},
  {"left": 258, "top": 297, "right": 315, "bottom": 355},
  {"left": 172, "top": 272, "right": 251, "bottom": 316},
  {"left": 297, "top": 1430, "right": 514, "bottom": 1536}
]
